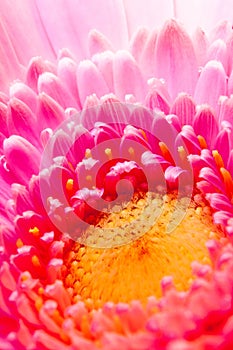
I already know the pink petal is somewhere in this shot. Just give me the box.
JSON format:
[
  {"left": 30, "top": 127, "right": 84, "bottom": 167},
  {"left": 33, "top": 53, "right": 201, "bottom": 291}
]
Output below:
[
  {"left": 155, "top": 19, "right": 198, "bottom": 99},
  {"left": 3, "top": 136, "right": 41, "bottom": 184},
  {"left": 10, "top": 83, "right": 38, "bottom": 114},
  {"left": 192, "top": 27, "right": 208, "bottom": 67},
  {"left": 92, "top": 51, "right": 115, "bottom": 92},
  {"left": 214, "top": 128, "right": 231, "bottom": 166},
  {"left": 193, "top": 105, "right": 219, "bottom": 148},
  {"left": 129, "top": 27, "right": 149, "bottom": 63},
  {"left": 206, "top": 39, "right": 228, "bottom": 72},
  {"left": 38, "top": 72, "right": 78, "bottom": 109},
  {"left": 26, "top": 56, "right": 56, "bottom": 92},
  {"left": 171, "top": 93, "right": 196, "bottom": 125},
  {"left": 57, "top": 57, "right": 81, "bottom": 108},
  {"left": 37, "top": 93, "right": 65, "bottom": 131},
  {"left": 77, "top": 60, "right": 109, "bottom": 106},
  {"left": 113, "top": 50, "right": 146, "bottom": 101},
  {"left": 8, "top": 98, "right": 39, "bottom": 147},
  {"left": 194, "top": 60, "right": 226, "bottom": 110},
  {"left": 88, "top": 29, "right": 114, "bottom": 57}
]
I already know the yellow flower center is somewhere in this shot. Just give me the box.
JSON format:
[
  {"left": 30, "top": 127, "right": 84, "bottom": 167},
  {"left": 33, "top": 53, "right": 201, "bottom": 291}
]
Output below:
[{"left": 63, "top": 192, "right": 224, "bottom": 308}]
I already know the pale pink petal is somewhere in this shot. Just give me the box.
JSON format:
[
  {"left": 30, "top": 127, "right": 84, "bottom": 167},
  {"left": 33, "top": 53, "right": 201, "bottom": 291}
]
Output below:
[
  {"left": 113, "top": 50, "right": 146, "bottom": 101},
  {"left": 0, "top": 0, "right": 55, "bottom": 64},
  {"left": 123, "top": 0, "right": 174, "bottom": 36},
  {"left": 194, "top": 60, "right": 226, "bottom": 110},
  {"left": 206, "top": 39, "right": 228, "bottom": 72},
  {"left": 129, "top": 27, "right": 149, "bottom": 63},
  {"left": 36, "top": 0, "right": 128, "bottom": 58},
  {"left": 155, "top": 19, "right": 198, "bottom": 99},
  {"left": 26, "top": 56, "right": 56, "bottom": 92},
  {"left": 92, "top": 51, "right": 115, "bottom": 92},
  {"left": 77, "top": 60, "right": 109, "bottom": 106},
  {"left": 192, "top": 27, "right": 209, "bottom": 67},
  {"left": 174, "top": 0, "right": 233, "bottom": 33},
  {"left": 88, "top": 30, "right": 114, "bottom": 57},
  {"left": 57, "top": 57, "right": 81, "bottom": 108}
]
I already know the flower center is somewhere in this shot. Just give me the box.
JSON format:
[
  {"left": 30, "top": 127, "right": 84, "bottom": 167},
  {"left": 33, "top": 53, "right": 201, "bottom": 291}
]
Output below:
[{"left": 63, "top": 192, "right": 224, "bottom": 308}]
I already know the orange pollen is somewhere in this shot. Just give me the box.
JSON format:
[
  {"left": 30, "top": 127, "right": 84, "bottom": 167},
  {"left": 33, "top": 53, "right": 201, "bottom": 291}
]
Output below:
[
  {"left": 159, "top": 142, "right": 174, "bottom": 163},
  {"left": 63, "top": 192, "right": 224, "bottom": 308},
  {"left": 213, "top": 150, "right": 224, "bottom": 169},
  {"left": 35, "top": 297, "right": 43, "bottom": 311},
  {"left": 220, "top": 167, "right": 233, "bottom": 197},
  {"left": 32, "top": 255, "right": 41, "bottom": 267},
  {"left": 139, "top": 129, "right": 148, "bottom": 141},
  {"left": 85, "top": 149, "right": 92, "bottom": 159},
  {"left": 16, "top": 238, "right": 24, "bottom": 248},
  {"left": 198, "top": 135, "right": 207, "bottom": 149},
  {"left": 66, "top": 178, "right": 74, "bottom": 191}
]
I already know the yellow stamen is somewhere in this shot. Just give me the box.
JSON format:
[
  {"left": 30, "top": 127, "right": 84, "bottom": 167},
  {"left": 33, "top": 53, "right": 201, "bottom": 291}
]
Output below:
[
  {"left": 63, "top": 192, "right": 223, "bottom": 308},
  {"left": 128, "top": 147, "right": 135, "bottom": 157},
  {"left": 29, "top": 227, "right": 40, "bottom": 237},
  {"left": 32, "top": 255, "right": 41, "bottom": 267},
  {"left": 86, "top": 175, "right": 92, "bottom": 182},
  {"left": 85, "top": 149, "right": 92, "bottom": 159},
  {"left": 66, "top": 178, "right": 74, "bottom": 191},
  {"left": 105, "top": 148, "right": 112, "bottom": 160},
  {"left": 213, "top": 150, "right": 224, "bottom": 169},
  {"left": 197, "top": 135, "right": 207, "bottom": 149},
  {"left": 16, "top": 238, "right": 23, "bottom": 248},
  {"left": 220, "top": 167, "right": 233, "bottom": 196}
]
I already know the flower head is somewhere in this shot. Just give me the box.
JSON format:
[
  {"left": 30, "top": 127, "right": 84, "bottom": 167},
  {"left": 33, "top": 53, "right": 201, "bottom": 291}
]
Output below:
[{"left": 0, "top": 1, "right": 233, "bottom": 349}]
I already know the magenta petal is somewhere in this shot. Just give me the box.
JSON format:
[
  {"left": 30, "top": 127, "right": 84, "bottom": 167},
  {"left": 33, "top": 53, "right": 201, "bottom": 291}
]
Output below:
[
  {"left": 38, "top": 72, "right": 78, "bottom": 109},
  {"left": 8, "top": 98, "right": 39, "bottom": 147},
  {"left": 214, "top": 128, "right": 231, "bottom": 165},
  {"left": 194, "top": 60, "right": 226, "bottom": 110},
  {"left": 37, "top": 93, "right": 65, "bottom": 131},
  {"left": 0, "top": 102, "right": 8, "bottom": 136},
  {"left": 10, "top": 82, "right": 38, "bottom": 113},
  {"left": 171, "top": 93, "right": 196, "bottom": 126},
  {"left": 113, "top": 50, "right": 146, "bottom": 101},
  {"left": 155, "top": 19, "right": 198, "bottom": 99},
  {"left": 3, "top": 136, "right": 40, "bottom": 184},
  {"left": 199, "top": 167, "right": 224, "bottom": 192},
  {"left": 77, "top": 60, "right": 109, "bottom": 106},
  {"left": 193, "top": 105, "right": 219, "bottom": 148}
]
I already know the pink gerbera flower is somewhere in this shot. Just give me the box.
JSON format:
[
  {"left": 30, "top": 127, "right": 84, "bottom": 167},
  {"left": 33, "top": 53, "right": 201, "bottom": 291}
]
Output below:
[{"left": 1, "top": 1, "right": 233, "bottom": 349}]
